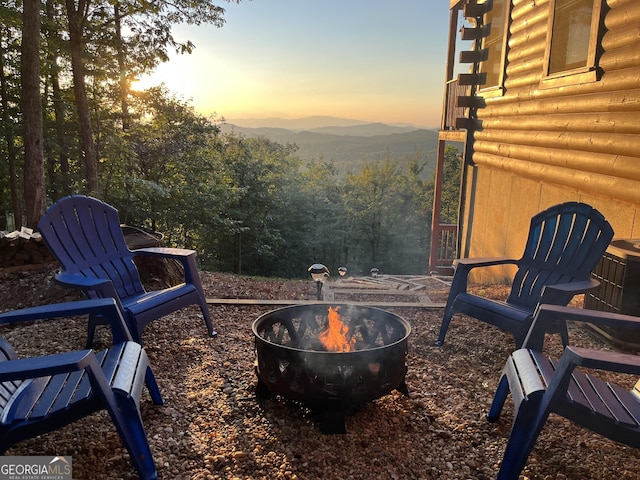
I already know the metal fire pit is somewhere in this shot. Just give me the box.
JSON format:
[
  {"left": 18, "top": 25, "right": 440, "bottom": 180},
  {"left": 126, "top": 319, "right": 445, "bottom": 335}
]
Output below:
[{"left": 252, "top": 304, "right": 411, "bottom": 433}]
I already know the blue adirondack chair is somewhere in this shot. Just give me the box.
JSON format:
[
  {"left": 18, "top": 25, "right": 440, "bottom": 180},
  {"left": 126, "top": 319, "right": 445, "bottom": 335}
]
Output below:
[
  {"left": 38, "top": 195, "right": 216, "bottom": 346},
  {"left": 487, "top": 304, "right": 640, "bottom": 479},
  {"left": 0, "top": 298, "right": 164, "bottom": 480},
  {"left": 435, "top": 202, "right": 614, "bottom": 347}
]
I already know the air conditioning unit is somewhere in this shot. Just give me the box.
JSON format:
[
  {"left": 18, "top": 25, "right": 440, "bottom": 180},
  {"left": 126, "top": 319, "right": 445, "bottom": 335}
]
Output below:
[{"left": 584, "top": 239, "right": 640, "bottom": 349}]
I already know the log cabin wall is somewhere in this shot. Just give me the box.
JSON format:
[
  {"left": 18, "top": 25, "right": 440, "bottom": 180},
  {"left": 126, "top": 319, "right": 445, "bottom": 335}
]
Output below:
[{"left": 460, "top": 0, "right": 640, "bottom": 283}]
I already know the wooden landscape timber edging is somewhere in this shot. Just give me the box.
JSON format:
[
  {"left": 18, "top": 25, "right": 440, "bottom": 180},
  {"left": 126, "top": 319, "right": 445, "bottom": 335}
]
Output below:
[
  {"left": 206, "top": 275, "right": 450, "bottom": 308},
  {"left": 205, "top": 298, "right": 447, "bottom": 308}
]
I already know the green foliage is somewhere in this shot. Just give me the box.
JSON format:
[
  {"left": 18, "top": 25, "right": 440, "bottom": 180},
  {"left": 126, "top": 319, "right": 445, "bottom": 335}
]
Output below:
[
  {"left": 92, "top": 86, "right": 437, "bottom": 277},
  {"left": 440, "top": 145, "right": 461, "bottom": 224},
  {"left": 341, "top": 153, "right": 432, "bottom": 275},
  {"left": 104, "top": 87, "right": 227, "bottom": 244}
]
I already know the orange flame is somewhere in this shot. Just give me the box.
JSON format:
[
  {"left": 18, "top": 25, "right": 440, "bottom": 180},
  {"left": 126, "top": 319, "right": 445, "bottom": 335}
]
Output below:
[{"left": 319, "top": 306, "right": 356, "bottom": 352}]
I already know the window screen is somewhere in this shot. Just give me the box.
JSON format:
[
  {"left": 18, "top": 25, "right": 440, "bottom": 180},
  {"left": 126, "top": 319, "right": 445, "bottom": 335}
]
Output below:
[
  {"left": 549, "top": 0, "right": 595, "bottom": 74},
  {"left": 480, "top": 0, "right": 508, "bottom": 87}
]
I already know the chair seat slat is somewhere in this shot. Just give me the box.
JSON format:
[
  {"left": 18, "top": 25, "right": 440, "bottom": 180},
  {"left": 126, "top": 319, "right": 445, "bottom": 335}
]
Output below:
[
  {"left": 29, "top": 374, "right": 74, "bottom": 418},
  {"left": 110, "top": 343, "right": 142, "bottom": 394},
  {"left": 570, "top": 370, "right": 631, "bottom": 423},
  {"left": 69, "top": 349, "right": 110, "bottom": 401},
  {"left": 607, "top": 382, "right": 640, "bottom": 427},
  {"left": 0, "top": 381, "right": 21, "bottom": 406},
  {"left": 2, "top": 377, "right": 50, "bottom": 422},
  {"left": 98, "top": 344, "right": 126, "bottom": 384},
  {"left": 529, "top": 351, "right": 555, "bottom": 386}
]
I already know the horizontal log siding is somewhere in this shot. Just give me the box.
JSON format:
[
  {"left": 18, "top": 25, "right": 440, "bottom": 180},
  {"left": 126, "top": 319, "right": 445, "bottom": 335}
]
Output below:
[
  {"left": 605, "top": 0, "right": 640, "bottom": 29},
  {"left": 503, "top": 0, "right": 548, "bottom": 90},
  {"left": 473, "top": 0, "right": 640, "bottom": 204}
]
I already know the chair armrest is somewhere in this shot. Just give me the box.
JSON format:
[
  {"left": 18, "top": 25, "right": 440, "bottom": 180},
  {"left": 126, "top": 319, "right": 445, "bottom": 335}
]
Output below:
[
  {"left": 132, "top": 247, "right": 195, "bottom": 259},
  {"left": 563, "top": 345, "right": 640, "bottom": 376},
  {"left": 55, "top": 272, "right": 123, "bottom": 307},
  {"left": 0, "top": 349, "right": 94, "bottom": 382},
  {"left": 539, "top": 278, "right": 600, "bottom": 304},
  {"left": 537, "top": 304, "right": 640, "bottom": 330},
  {"left": 55, "top": 272, "right": 113, "bottom": 291},
  {"left": 0, "top": 299, "right": 133, "bottom": 343},
  {"left": 447, "top": 257, "right": 520, "bottom": 303},
  {"left": 132, "top": 247, "right": 200, "bottom": 285},
  {"left": 455, "top": 257, "right": 520, "bottom": 270},
  {"left": 524, "top": 304, "right": 640, "bottom": 349}
]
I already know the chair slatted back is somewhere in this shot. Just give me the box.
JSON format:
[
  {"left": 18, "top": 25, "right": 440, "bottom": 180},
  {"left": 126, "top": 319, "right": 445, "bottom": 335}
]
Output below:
[
  {"left": 38, "top": 195, "right": 145, "bottom": 300},
  {"left": 508, "top": 202, "right": 614, "bottom": 309}
]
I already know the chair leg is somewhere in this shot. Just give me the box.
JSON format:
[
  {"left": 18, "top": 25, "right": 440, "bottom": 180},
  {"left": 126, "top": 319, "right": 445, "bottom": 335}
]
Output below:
[
  {"left": 83, "top": 355, "right": 158, "bottom": 479},
  {"left": 182, "top": 255, "right": 217, "bottom": 337},
  {"left": 559, "top": 321, "right": 569, "bottom": 347},
  {"left": 487, "top": 375, "right": 510, "bottom": 422},
  {"left": 496, "top": 397, "right": 547, "bottom": 480},
  {"left": 108, "top": 394, "right": 159, "bottom": 480},
  {"left": 145, "top": 366, "right": 165, "bottom": 406},
  {"left": 86, "top": 315, "right": 99, "bottom": 348},
  {"left": 198, "top": 299, "right": 217, "bottom": 338},
  {"left": 514, "top": 329, "right": 527, "bottom": 349},
  {"left": 434, "top": 308, "right": 454, "bottom": 346}
]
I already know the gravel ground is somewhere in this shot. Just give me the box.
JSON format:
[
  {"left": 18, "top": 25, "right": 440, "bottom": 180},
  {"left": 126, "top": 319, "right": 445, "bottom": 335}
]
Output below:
[{"left": 1, "top": 265, "right": 639, "bottom": 479}]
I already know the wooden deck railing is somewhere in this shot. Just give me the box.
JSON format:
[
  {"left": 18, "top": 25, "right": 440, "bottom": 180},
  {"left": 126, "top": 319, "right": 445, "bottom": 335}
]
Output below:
[
  {"left": 430, "top": 223, "right": 458, "bottom": 275},
  {"left": 442, "top": 79, "right": 470, "bottom": 130}
]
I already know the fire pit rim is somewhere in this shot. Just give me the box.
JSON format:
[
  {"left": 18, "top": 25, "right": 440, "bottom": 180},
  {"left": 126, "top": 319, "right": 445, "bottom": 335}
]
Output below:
[{"left": 251, "top": 303, "right": 412, "bottom": 355}]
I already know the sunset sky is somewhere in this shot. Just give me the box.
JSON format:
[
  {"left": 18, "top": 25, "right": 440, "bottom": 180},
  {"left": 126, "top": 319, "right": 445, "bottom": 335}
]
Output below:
[{"left": 137, "top": 1, "right": 451, "bottom": 127}]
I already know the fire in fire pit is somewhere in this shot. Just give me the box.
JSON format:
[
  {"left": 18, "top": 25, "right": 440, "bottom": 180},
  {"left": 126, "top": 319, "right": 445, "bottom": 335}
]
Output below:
[
  {"left": 252, "top": 304, "right": 411, "bottom": 433},
  {"left": 319, "top": 306, "right": 356, "bottom": 352}
]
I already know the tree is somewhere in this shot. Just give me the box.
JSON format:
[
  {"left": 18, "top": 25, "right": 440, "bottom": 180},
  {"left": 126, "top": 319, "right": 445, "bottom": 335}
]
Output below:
[
  {"left": 386, "top": 151, "right": 432, "bottom": 274},
  {"left": 106, "top": 86, "right": 224, "bottom": 235},
  {"left": 0, "top": 14, "right": 22, "bottom": 228},
  {"left": 42, "top": 0, "right": 74, "bottom": 199},
  {"left": 213, "top": 134, "right": 302, "bottom": 275},
  {"left": 109, "top": 0, "right": 235, "bottom": 131},
  {"left": 21, "top": 0, "right": 46, "bottom": 227},
  {"left": 342, "top": 157, "right": 395, "bottom": 271},
  {"left": 299, "top": 159, "right": 346, "bottom": 270},
  {"left": 64, "top": 0, "right": 99, "bottom": 194},
  {"left": 38, "top": 0, "right": 239, "bottom": 197}
]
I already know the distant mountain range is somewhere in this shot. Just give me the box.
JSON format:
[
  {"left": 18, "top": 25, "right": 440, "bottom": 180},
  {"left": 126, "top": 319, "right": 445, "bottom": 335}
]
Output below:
[
  {"left": 225, "top": 115, "right": 426, "bottom": 131},
  {"left": 220, "top": 116, "right": 438, "bottom": 176}
]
